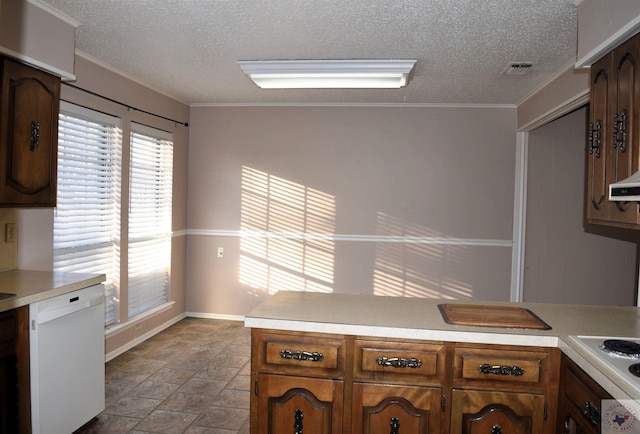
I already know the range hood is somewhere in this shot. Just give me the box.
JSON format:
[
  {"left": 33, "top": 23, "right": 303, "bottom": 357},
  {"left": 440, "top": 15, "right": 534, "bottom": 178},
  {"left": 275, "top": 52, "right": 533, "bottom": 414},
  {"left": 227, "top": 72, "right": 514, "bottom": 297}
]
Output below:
[{"left": 609, "top": 171, "right": 640, "bottom": 201}]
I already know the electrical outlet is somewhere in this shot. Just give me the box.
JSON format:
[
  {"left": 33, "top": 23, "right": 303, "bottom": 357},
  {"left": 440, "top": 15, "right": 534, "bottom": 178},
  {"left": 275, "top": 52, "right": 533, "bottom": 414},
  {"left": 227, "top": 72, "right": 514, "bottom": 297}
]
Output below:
[
  {"left": 5, "top": 223, "right": 15, "bottom": 243},
  {"left": 217, "top": 247, "right": 224, "bottom": 258}
]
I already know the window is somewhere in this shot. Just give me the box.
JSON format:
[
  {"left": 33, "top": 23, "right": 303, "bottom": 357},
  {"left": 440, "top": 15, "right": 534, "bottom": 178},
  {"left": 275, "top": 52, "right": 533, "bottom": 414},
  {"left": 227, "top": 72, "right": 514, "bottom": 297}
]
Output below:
[
  {"left": 55, "top": 105, "right": 174, "bottom": 324},
  {"left": 54, "top": 102, "right": 122, "bottom": 325},
  {"left": 127, "top": 123, "right": 173, "bottom": 317}
]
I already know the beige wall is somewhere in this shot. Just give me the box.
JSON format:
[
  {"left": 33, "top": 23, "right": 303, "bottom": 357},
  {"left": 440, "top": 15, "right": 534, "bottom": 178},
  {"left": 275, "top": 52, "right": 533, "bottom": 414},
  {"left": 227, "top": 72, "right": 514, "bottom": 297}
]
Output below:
[
  {"left": 16, "top": 54, "right": 190, "bottom": 356},
  {"left": 186, "top": 105, "right": 518, "bottom": 316},
  {"left": 524, "top": 106, "right": 637, "bottom": 305},
  {"left": 576, "top": 0, "right": 640, "bottom": 67},
  {"left": 517, "top": 65, "right": 589, "bottom": 132},
  {"left": 0, "top": 0, "right": 77, "bottom": 79}
]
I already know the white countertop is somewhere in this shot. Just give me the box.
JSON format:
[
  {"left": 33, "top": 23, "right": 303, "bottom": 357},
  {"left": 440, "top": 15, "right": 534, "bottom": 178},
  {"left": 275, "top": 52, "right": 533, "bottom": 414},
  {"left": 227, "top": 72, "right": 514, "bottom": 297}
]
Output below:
[
  {"left": 245, "top": 291, "right": 640, "bottom": 399},
  {"left": 0, "top": 269, "right": 105, "bottom": 312}
]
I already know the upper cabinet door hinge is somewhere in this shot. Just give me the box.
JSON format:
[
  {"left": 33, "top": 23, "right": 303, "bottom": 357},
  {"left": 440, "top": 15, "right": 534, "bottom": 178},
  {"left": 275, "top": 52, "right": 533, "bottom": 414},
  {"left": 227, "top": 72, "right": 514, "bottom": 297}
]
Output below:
[
  {"left": 544, "top": 401, "right": 548, "bottom": 420},
  {"left": 441, "top": 395, "right": 446, "bottom": 412},
  {"left": 254, "top": 379, "right": 259, "bottom": 396}
]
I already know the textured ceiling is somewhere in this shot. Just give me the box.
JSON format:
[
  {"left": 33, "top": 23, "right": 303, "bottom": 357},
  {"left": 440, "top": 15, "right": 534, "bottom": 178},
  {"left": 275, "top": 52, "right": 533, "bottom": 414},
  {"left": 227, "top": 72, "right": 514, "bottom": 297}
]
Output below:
[{"left": 40, "top": 0, "right": 578, "bottom": 105}]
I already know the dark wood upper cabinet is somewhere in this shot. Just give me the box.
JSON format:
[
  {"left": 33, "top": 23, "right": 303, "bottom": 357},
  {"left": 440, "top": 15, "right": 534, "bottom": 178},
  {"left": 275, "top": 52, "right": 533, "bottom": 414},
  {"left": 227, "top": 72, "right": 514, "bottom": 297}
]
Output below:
[
  {"left": 586, "top": 33, "right": 640, "bottom": 228},
  {"left": 0, "top": 56, "right": 60, "bottom": 207}
]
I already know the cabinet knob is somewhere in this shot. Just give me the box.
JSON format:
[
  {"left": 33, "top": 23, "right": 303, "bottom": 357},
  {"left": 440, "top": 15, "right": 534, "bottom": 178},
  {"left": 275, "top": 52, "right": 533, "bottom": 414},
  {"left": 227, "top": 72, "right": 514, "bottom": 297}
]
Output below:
[{"left": 491, "top": 425, "right": 502, "bottom": 434}]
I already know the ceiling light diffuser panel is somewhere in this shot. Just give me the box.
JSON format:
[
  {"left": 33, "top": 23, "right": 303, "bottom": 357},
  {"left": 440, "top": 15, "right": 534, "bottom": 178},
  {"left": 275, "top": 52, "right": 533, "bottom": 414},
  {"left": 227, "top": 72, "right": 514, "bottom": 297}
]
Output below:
[{"left": 237, "top": 59, "right": 417, "bottom": 89}]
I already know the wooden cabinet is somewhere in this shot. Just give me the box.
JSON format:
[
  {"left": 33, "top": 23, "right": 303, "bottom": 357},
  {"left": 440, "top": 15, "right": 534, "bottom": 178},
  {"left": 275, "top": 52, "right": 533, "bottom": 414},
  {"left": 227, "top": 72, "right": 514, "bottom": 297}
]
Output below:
[
  {"left": 250, "top": 330, "right": 561, "bottom": 434},
  {"left": 0, "top": 306, "right": 30, "bottom": 434},
  {"left": 251, "top": 330, "right": 347, "bottom": 434},
  {"left": 450, "top": 344, "right": 560, "bottom": 434},
  {"left": 256, "top": 373, "right": 344, "bottom": 434},
  {"left": 586, "top": 33, "right": 640, "bottom": 227},
  {"left": 0, "top": 56, "right": 60, "bottom": 207},
  {"left": 352, "top": 339, "right": 445, "bottom": 434},
  {"left": 557, "top": 354, "right": 612, "bottom": 434},
  {"left": 352, "top": 383, "right": 441, "bottom": 434}
]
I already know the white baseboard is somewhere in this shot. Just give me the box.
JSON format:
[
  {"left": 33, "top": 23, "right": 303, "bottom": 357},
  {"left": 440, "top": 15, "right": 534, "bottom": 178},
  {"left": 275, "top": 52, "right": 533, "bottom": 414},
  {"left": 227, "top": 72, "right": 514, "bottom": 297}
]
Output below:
[
  {"left": 186, "top": 312, "right": 245, "bottom": 322},
  {"left": 105, "top": 312, "right": 186, "bottom": 362}
]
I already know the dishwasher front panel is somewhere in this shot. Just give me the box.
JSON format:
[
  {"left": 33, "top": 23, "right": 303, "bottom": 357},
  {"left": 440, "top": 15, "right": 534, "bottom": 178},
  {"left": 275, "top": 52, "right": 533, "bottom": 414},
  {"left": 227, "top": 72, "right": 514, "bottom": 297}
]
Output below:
[{"left": 29, "top": 284, "right": 105, "bottom": 434}]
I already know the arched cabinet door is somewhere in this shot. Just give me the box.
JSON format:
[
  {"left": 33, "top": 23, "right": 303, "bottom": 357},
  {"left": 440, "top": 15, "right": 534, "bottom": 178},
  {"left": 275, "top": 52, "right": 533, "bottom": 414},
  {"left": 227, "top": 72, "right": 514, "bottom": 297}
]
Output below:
[
  {"left": 0, "top": 57, "right": 60, "bottom": 207},
  {"left": 586, "top": 53, "right": 611, "bottom": 223},
  {"left": 351, "top": 383, "right": 441, "bottom": 434},
  {"left": 450, "top": 389, "right": 546, "bottom": 434},
  {"left": 256, "top": 373, "right": 343, "bottom": 434}
]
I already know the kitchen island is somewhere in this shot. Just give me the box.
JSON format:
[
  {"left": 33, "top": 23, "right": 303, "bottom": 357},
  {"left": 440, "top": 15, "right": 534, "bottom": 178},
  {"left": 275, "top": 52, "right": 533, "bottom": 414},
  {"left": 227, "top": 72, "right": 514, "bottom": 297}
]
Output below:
[{"left": 245, "top": 291, "right": 640, "bottom": 433}]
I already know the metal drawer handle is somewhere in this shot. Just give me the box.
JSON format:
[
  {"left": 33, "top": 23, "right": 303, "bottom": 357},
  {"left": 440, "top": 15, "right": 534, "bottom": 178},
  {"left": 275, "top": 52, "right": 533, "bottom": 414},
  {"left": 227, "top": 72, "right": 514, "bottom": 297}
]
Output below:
[
  {"left": 588, "top": 120, "right": 601, "bottom": 158},
  {"left": 478, "top": 364, "right": 525, "bottom": 376},
  {"left": 614, "top": 110, "right": 628, "bottom": 153},
  {"left": 280, "top": 349, "right": 324, "bottom": 362},
  {"left": 294, "top": 409, "right": 303, "bottom": 434},
  {"left": 30, "top": 120, "right": 40, "bottom": 152},
  {"left": 578, "top": 400, "right": 600, "bottom": 426},
  {"left": 376, "top": 356, "right": 423, "bottom": 369},
  {"left": 390, "top": 416, "right": 400, "bottom": 434},
  {"left": 491, "top": 425, "right": 502, "bottom": 434}
]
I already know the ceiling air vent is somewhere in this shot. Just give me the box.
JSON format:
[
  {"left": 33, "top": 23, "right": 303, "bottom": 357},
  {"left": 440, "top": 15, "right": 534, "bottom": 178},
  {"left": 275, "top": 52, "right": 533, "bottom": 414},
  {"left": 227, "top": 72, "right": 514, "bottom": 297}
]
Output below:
[{"left": 502, "top": 62, "right": 533, "bottom": 75}]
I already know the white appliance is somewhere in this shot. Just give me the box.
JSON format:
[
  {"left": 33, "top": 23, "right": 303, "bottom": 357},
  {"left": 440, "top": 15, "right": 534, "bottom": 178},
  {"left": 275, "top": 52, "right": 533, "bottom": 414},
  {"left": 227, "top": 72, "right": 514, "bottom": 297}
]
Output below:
[
  {"left": 569, "top": 335, "right": 640, "bottom": 396},
  {"left": 29, "top": 284, "right": 105, "bottom": 434}
]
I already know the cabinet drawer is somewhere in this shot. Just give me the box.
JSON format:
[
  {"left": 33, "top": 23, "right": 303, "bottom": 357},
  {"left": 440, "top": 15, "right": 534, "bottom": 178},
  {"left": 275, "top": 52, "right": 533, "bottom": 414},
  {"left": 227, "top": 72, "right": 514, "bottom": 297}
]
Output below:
[
  {"left": 254, "top": 330, "right": 346, "bottom": 377},
  {"left": 454, "top": 346, "right": 553, "bottom": 386},
  {"left": 563, "top": 360, "right": 611, "bottom": 430},
  {"left": 354, "top": 339, "right": 445, "bottom": 383}
]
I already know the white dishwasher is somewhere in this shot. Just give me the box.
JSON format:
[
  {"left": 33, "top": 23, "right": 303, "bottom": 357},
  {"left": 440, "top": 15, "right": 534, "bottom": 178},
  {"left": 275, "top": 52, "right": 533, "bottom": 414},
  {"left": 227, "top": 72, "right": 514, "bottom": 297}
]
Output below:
[{"left": 29, "top": 284, "right": 105, "bottom": 434}]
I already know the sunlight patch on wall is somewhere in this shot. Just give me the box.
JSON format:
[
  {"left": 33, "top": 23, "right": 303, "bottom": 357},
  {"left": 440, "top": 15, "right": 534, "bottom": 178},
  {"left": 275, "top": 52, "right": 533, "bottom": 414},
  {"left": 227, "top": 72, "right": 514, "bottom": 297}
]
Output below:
[
  {"left": 374, "top": 212, "right": 473, "bottom": 299},
  {"left": 239, "top": 166, "right": 336, "bottom": 294}
]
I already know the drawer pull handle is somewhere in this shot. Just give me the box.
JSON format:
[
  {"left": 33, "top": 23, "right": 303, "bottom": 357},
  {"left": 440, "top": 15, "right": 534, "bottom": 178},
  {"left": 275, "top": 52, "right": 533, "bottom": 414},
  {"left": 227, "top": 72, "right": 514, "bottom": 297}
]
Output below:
[
  {"left": 588, "top": 120, "right": 601, "bottom": 158},
  {"left": 280, "top": 349, "right": 324, "bottom": 362},
  {"left": 376, "top": 356, "right": 423, "bottom": 369},
  {"left": 491, "top": 425, "right": 502, "bottom": 434},
  {"left": 294, "top": 408, "right": 303, "bottom": 434},
  {"left": 614, "top": 110, "right": 628, "bottom": 153},
  {"left": 578, "top": 400, "right": 600, "bottom": 426},
  {"left": 390, "top": 416, "right": 400, "bottom": 434},
  {"left": 30, "top": 120, "right": 40, "bottom": 152},
  {"left": 478, "top": 364, "right": 525, "bottom": 376}
]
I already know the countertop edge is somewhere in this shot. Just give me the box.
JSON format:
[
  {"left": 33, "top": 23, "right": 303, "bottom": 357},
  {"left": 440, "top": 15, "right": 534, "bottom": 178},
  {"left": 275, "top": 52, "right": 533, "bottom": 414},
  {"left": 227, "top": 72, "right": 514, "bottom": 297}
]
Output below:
[{"left": 0, "top": 270, "right": 106, "bottom": 312}]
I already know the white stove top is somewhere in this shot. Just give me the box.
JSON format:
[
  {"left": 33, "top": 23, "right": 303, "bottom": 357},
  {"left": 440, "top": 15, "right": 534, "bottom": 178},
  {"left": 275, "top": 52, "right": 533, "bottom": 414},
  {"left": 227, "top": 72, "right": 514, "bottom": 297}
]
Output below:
[{"left": 569, "top": 335, "right": 640, "bottom": 395}]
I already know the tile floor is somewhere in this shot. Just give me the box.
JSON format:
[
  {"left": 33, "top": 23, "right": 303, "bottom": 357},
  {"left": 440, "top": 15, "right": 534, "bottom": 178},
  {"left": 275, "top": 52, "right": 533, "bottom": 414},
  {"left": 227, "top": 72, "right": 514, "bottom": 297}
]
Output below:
[{"left": 76, "top": 318, "right": 251, "bottom": 434}]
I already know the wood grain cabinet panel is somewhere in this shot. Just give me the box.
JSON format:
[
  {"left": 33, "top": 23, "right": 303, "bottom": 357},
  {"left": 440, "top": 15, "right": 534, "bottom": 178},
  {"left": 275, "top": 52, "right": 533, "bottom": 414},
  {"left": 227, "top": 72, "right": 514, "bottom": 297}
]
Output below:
[
  {"left": 450, "top": 389, "right": 546, "bottom": 434},
  {"left": 352, "top": 382, "right": 441, "bottom": 434},
  {"left": 354, "top": 339, "right": 445, "bottom": 383},
  {"left": 256, "top": 373, "right": 344, "bottom": 434}
]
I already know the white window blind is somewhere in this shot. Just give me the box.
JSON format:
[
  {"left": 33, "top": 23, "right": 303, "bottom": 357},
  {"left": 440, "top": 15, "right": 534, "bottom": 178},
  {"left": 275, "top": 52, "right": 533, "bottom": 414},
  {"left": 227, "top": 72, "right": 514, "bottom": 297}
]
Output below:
[
  {"left": 54, "top": 102, "right": 122, "bottom": 325},
  {"left": 128, "top": 123, "right": 173, "bottom": 317}
]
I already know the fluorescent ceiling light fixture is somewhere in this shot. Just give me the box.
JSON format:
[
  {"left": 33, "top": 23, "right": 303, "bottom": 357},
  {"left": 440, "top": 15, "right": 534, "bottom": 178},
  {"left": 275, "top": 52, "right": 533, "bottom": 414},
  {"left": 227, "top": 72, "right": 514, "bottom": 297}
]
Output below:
[{"left": 237, "top": 59, "right": 417, "bottom": 89}]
